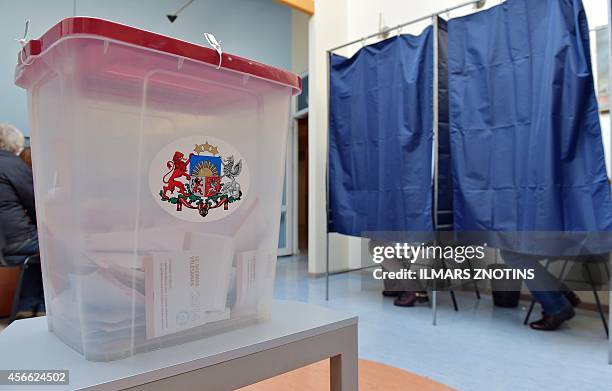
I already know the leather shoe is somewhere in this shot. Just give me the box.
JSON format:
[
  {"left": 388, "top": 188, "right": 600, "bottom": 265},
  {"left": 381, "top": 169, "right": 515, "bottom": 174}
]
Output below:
[
  {"left": 394, "top": 291, "right": 429, "bottom": 307},
  {"left": 529, "top": 307, "right": 575, "bottom": 331},
  {"left": 382, "top": 290, "right": 401, "bottom": 297}
]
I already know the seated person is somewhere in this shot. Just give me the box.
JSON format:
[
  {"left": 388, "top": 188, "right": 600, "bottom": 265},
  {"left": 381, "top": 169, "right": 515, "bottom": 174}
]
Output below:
[
  {"left": 0, "top": 123, "right": 43, "bottom": 319},
  {"left": 501, "top": 250, "right": 581, "bottom": 331},
  {"left": 370, "top": 240, "right": 429, "bottom": 307}
]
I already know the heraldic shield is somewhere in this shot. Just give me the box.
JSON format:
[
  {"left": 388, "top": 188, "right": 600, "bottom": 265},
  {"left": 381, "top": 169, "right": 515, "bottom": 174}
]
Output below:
[
  {"left": 190, "top": 155, "right": 222, "bottom": 197},
  {"left": 157, "top": 138, "right": 245, "bottom": 220}
]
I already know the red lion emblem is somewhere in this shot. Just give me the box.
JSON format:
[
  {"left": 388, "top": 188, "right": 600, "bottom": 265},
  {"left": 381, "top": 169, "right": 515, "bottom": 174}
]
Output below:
[
  {"left": 192, "top": 177, "right": 204, "bottom": 195},
  {"left": 162, "top": 151, "right": 193, "bottom": 198}
]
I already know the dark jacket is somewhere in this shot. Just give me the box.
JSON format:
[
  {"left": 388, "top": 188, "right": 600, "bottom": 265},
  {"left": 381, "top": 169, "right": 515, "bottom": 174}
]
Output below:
[{"left": 0, "top": 150, "right": 37, "bottom": 248}]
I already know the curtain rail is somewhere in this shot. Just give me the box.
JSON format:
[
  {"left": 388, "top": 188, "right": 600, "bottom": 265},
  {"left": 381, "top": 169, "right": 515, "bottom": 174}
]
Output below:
[{"left": 327, "top": 0, "right": 485, "bottom": 54}]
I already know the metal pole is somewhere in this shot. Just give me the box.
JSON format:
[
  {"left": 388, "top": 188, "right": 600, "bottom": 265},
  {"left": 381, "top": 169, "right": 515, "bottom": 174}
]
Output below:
[
  {"left": 607, "top": 0, "right": 612, "bottom": 365},
  {"left": 326, "top": 51, "right": 331, "bottom": 301},
  {"left": 328, "top": 0, "right": 483, "bottom": 53},
  {"left": 432, "top": 15, "right": 440, "bottom": 326},
  {"left": 172, "top": 0, "right": 195, "bottom": 16}
]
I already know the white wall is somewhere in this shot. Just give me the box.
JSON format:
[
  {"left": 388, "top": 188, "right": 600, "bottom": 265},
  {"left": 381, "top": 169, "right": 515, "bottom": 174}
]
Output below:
[
  {"left": 307, "top": 0, "right": 348, "bottom": 274},
  {"left": 309, "top": 0, "right": 612, "bottom": 274},
  {"left": 0, "top": 0, "right": 292, "bottom": 135},
  {"left": 291, "top": 9, "right": 309, "bottom": 74}
]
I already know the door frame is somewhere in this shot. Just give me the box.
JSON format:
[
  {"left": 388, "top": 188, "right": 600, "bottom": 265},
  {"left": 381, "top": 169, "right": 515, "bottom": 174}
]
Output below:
[
  {"left": 278, "top": 121, "right": 295, "bottom": 256},
  {"left": 278, "top": 72, "right": 308, "bottom": 256}
]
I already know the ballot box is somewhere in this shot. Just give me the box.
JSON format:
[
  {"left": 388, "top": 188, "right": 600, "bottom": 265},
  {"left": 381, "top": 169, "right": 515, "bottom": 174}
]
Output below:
[{"left": 15, "top": 17, "right": 301, "bottom": 361}]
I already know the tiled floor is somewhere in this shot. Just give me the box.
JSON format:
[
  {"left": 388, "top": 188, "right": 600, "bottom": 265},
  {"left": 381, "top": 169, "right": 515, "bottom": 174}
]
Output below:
[
  {"left": 274, "top": 254, "right": 612, "bottom": 391},
  {"left": 2, "top": 255, "right": 609, "bottom": 389}
]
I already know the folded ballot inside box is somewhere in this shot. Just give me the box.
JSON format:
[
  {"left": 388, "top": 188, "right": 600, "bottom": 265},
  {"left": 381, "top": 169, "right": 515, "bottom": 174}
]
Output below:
[
  {"left": 83, "top": 231, "right": 235, "bottom": 328},
  {"left": 50, "top": 268, "right": 147, "bottom": 355},
  {"left": 49, "top": 231, "right": 236, "bottom": 359},
  {"left": 144, "top": 232, "right": 235, "bottom": 338}
]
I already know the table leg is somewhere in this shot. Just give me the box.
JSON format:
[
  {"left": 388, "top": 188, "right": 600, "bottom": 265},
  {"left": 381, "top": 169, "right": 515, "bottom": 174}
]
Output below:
[{"left": 330, "top": 327, "right": 358, "bottom": 391}]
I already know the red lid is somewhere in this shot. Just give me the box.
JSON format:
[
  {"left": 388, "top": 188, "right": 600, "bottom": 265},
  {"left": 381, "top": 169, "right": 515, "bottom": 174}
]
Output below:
[{"left": 17, "top": 17, "right": 301, "bottom": 94}]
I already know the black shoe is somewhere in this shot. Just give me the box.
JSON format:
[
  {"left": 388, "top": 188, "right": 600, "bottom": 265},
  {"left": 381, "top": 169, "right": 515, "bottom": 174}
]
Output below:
[
  {"left": 394, "top": 291, "right": 429, "bottom": 307},
  {"left": 529, "top": 307, "right": 575, "bottom": 331},
  {"left": 382, "top": 290, "right": 401, "bottom": 297}
]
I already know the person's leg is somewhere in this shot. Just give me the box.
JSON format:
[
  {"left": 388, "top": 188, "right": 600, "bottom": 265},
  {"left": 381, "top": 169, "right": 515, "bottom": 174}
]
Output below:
[
  {"left": 527, "top": 291, "right": 571, "bottom": 315},
  {"left": 4, "top": 232, "right": 43, "bottom": 317},
  {"left": 15, "top": 263, "right": 42, "bottom": 316},
  {"left": 500, "top": 250, "right": 574, "bottom": 330},
  {"left": 32, "top": 259, "right": 45, "bottom": 314},
  {"left": 379, "top": 257, "right": 429, "bottom": 306},
  {"left": 500, "top": 251, "right": 563, "bottom": 289}
]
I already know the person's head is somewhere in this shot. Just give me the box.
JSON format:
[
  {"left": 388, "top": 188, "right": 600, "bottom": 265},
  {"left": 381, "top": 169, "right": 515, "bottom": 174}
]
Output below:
[{"left": 0, "top": 123, "right": 25, "bottom": 155}]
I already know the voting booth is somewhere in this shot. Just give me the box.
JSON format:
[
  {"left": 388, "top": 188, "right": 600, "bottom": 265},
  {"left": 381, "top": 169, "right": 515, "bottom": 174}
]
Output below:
[{"left": 15, "top": 17, "right": 301, "bottom": 361}]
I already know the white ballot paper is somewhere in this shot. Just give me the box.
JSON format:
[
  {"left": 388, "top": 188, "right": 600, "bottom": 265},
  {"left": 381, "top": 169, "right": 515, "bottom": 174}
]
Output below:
[
  {"left": 144, "top": 244, "right": 233, "bottom": 339},
  {"left": 233, "top": 249, "right": 275, "bottom": 317}
]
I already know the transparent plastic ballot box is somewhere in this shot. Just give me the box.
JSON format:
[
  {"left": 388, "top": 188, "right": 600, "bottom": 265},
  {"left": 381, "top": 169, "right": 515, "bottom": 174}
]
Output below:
[{"left": 14, "top": 17, "right": 301, "bottom": 361}]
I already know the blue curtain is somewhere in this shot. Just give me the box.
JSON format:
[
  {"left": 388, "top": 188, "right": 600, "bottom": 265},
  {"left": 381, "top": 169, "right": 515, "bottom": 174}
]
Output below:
[
  {"left": 448, "top": 0, "right": 612, "bottom": 248},
  {"left": 328, "top": 27, "right": 434, "bottom": 236}
]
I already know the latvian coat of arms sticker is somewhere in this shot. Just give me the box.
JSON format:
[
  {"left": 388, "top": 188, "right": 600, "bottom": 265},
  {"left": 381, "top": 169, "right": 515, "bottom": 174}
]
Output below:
[{"left": 149, "top": 136, "right": 250, "bottom": 222}]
